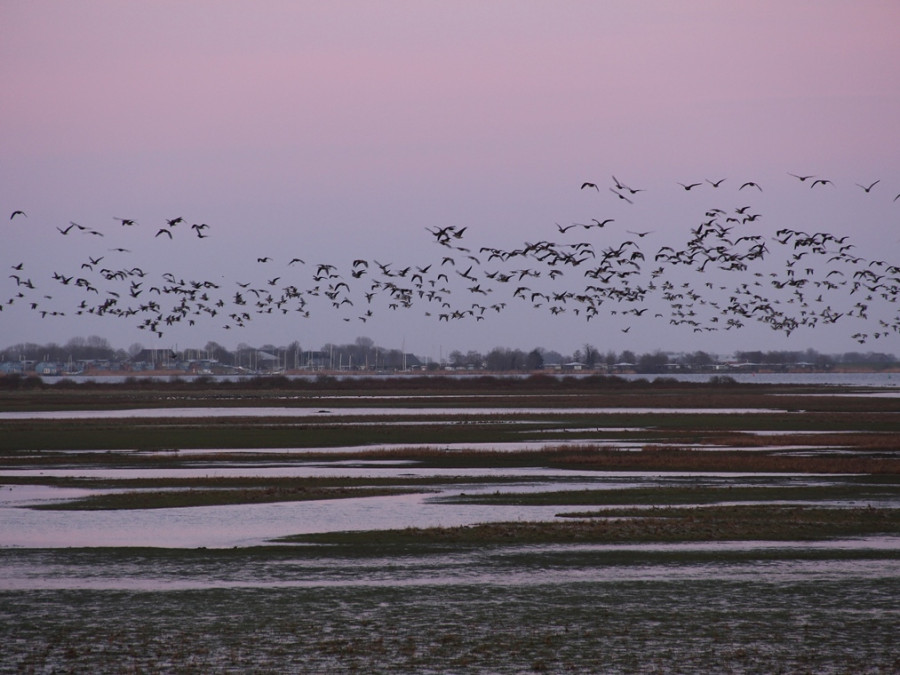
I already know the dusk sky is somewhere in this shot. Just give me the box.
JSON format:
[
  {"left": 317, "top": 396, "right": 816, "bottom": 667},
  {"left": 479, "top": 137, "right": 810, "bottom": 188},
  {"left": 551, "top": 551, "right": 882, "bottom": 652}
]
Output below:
[{"left": 3, "top": 2, "right": 899, "bottom": 360}]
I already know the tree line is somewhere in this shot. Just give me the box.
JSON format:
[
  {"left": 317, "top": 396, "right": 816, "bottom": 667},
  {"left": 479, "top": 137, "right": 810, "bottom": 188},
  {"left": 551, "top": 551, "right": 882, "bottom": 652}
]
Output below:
[{"left": 1, "top": 335, "right": 897, "bottom": 373}]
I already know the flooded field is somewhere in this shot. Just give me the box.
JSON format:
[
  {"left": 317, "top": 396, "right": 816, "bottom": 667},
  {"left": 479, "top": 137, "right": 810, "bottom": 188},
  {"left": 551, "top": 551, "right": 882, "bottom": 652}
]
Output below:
[{"left": 1, "top": 377, "right": 898, "bottom": 672}]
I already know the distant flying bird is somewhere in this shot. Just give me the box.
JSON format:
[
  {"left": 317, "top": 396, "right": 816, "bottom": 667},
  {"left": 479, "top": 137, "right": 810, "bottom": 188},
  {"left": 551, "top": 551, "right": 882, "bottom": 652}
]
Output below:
[
  {"left": 810, "top": 179, "right": 833, "bottom": 188},
  {"left": 609, "top": 188, "right": 633, "bottom": 204},
  {"left": 612, "top": 175, "right": 643, "bottom": 194},
  {"left": 589, "top": 218, "right": 614, "bottom": 228},
  {"left": 155, "top": 228, "right": 173, "bottom": 238},
  {"left": 257, "top": 257, "right": 271, "bottom": 263},
  {"left": 115, "top": 217, "right": 136, "bottom": 226},
  {"left": 10, "top": 210, "right": 26, "bottom": 220},
  {"left": 788, "top": 173, "right": 815, "bottom": 182},
  {"left": 856, "top": 180, "right": 880, "bottom": 193},
  {"left": 706, "top": 178, "right": 726, "bottom": 188},
  {"left": 580, "top": 182, "right": 599, "bottom": 191},
  {"left": 166, "top": 217, "right": 184, "bottom": 227},
  {"left": 740, "top": 181, "right": 762, "bottom": 191},
  {"left": 678, "top": 182, "right": 702, "bottom": 191}
]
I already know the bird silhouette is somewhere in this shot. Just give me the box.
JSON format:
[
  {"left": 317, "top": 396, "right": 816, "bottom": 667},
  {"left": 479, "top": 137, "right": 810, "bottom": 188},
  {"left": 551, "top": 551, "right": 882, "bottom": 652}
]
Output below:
[
  {"left": 612, "top": 176, "right": 643, "bottom": 194},
  {"left": 856, "top": 180, "right": 880, "bottom": 193},
  {"left": 10, "top": 210, "right": 26, "bottom": 220},
  {"left": 609, "top": 188, "right": 633, "bottom": 204},
  {"left": 587, "top": 218, "right": 614, "bottom": 229}
]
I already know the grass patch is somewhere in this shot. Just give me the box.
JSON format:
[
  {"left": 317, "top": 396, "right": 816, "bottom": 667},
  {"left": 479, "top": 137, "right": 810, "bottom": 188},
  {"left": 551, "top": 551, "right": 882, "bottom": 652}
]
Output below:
[
  {"left": 441, "top": 481, "right": 900, "bottom": 506},
  {"left": 280, "top": 505, "right": 900, "bottom": 548},
  {"left": 29, "top": 485, "right": 427, "bottom": 510}
]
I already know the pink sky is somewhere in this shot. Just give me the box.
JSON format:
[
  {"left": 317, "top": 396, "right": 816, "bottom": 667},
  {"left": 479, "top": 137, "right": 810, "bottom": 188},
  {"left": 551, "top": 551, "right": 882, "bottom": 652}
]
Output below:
[{"left": 2, "top": 2, "right": 899, "bottom": 359}]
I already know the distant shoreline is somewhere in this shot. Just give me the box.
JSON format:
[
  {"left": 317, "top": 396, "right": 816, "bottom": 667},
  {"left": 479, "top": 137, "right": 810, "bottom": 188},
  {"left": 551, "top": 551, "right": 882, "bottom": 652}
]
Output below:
[{"left": 19, "top": 365, "right": 900, "bottom": 378}]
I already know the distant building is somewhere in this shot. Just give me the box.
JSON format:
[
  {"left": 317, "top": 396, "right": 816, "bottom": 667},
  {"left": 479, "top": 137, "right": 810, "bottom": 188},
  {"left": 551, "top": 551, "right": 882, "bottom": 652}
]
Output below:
[
  {"left": 34, "top": 362, "right": 61, "bottom": 376},
  {"left": 129, "top": 349, "right": 178, "bottom": 370}
]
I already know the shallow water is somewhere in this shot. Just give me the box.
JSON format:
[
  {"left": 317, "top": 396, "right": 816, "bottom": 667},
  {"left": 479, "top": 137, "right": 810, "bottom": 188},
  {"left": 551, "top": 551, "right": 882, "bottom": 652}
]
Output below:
[
  {"left": 0, "top": 470, "right": 873, "bottom": 549},
  {"left": 0, "top": 491, "right": 577, "bottom": 548},
  {"left": 0, "top": 405, "right": 784, "bottom": 420}
]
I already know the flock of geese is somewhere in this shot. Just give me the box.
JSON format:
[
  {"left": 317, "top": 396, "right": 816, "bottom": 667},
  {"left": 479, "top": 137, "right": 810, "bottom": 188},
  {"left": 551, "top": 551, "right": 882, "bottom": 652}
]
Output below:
[{"left": 4, "top": 172, "right": 900, "bottom": 344}]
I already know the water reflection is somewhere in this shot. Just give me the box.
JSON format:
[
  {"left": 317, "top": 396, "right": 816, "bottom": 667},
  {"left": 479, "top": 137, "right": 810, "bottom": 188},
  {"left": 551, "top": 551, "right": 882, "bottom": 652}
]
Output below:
[
  {"left": 0, "top": 470, "right": 868, "bottom": 549},
  {"left": 0, "top": 406, "right": 783, "bottom": 420},
  {"left": 0, "top": 491, "right": 569, "bottom": 549}
]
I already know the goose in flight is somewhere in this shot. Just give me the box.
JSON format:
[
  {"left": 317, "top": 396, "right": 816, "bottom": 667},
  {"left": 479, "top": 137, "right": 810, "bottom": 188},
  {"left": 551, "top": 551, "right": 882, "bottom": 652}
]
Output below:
[
  {"left": 856, "top": 180, "right": 880, "bottom": 193},
  {"left": 810, "top": 179, "right": 833, "bottom": 188},
  {"left": 609, "top": 188, "right": 633, "bottom": 204},
  {"left": 612, "top": 175, "right": 643, "bottom": 194}
]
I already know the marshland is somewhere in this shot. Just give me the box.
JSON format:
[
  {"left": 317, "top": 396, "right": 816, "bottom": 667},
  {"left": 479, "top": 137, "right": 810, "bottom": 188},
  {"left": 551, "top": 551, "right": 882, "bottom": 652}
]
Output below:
[{"left": 1, "top": 375, "right": 898, "bottom": 672}]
